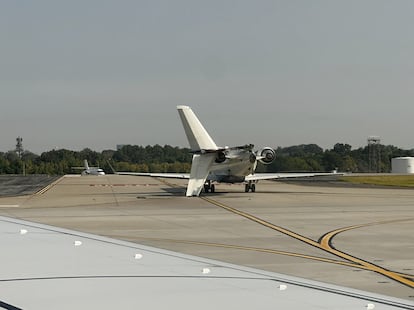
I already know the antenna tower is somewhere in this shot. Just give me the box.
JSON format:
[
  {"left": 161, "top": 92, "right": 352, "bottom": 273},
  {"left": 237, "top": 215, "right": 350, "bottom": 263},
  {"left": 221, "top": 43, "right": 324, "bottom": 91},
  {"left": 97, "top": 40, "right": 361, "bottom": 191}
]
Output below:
[
  {"left": 368, "top": 136, "right": 381, "bottom": 173},
  {"left": 16, "top": 136, "right": 24, "bottom": 159}
]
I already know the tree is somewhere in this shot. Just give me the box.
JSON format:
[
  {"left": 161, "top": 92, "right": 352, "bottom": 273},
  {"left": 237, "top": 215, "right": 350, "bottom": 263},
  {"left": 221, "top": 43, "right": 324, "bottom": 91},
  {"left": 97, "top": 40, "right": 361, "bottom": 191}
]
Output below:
[
  {"left": 333, "top": 143, "right": 352, "bottom": 156},
  {"left": 1, "top": 142, "right": 413, "bottom": 175}
]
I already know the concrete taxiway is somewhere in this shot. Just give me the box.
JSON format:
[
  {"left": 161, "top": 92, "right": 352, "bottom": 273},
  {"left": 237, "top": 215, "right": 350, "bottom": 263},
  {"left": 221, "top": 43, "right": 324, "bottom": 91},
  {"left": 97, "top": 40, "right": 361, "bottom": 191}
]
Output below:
[
  {"left": 0, "top": 174, "right": 413, "bottom": 300},
  {"left": 0, "top": 175, "right": 59, "bottom": 196}
]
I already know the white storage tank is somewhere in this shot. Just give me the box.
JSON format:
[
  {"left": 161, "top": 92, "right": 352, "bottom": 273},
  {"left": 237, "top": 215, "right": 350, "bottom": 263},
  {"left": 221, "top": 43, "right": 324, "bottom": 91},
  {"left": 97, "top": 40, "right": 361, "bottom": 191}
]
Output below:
[{"left": 391, "top": 157, "right": 414, "bottom": 174}]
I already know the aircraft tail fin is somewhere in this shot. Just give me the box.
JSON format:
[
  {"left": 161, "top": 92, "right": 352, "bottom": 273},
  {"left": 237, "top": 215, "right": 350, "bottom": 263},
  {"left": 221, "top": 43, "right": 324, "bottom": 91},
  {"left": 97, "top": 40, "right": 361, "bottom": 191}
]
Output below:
[
  {"left": 84, "top": 160, "right": 89, "bottom": 170},
  {"left": 177, "top": 106, "right": 218, "bottom": 151}
]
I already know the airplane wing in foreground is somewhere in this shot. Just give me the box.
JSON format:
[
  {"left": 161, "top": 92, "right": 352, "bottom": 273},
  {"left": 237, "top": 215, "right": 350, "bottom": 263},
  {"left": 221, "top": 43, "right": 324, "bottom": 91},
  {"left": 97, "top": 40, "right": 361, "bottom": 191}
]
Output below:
[{"left": 1, "top": 216, "right": 412, "bottom": 310}]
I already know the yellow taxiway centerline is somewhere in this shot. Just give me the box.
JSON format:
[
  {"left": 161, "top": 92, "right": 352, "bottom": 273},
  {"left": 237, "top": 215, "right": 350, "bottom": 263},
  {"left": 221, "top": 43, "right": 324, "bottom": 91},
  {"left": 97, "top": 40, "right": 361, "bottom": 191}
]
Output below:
[
  {"left": 201, "top": 196, "right": 414, "bottom": 288},
  {"left": 129, "top": 236, "right": 414, "bottom": 279}
]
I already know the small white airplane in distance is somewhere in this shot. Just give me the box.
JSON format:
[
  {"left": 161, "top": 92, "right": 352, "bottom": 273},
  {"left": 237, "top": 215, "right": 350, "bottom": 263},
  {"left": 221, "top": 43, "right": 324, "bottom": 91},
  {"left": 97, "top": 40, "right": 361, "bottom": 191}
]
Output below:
[
  {"left": 119, "top": 106, "right": 338, "bottom": 196},
  {"left": 73, "top": 160, "right": 105, "bottom": 176}
]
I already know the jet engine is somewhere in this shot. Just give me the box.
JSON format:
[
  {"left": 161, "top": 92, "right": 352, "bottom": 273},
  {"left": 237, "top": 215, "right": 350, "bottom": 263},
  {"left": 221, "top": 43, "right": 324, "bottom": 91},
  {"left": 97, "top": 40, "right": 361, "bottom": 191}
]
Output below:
[
  {"left": 258, "top": 147, "right": 276, "bottom": 164},
  {"left": 215, "top": 150, "right": 227, "bottom": 163}
]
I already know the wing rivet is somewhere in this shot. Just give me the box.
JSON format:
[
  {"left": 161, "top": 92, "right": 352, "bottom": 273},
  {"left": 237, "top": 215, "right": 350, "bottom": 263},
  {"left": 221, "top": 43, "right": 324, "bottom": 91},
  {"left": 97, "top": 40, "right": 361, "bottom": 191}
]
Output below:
[
  {"left": 202, "top": 268, "right": 211, "bottom": 274},
  {"left": 19, "top": 229, "right": 28, "bottom": 235},
  {"left": 366, "top": 304, "right": 375, "bottom": 310},
  {"left": 134, "top": 253, "right": 143, "bottom": 260},
  {"left": 74, "top": 240, "right": 82, "bottom": 246},
  {"left": 279, "top": 284, "right": 287, "bottom": 291}
]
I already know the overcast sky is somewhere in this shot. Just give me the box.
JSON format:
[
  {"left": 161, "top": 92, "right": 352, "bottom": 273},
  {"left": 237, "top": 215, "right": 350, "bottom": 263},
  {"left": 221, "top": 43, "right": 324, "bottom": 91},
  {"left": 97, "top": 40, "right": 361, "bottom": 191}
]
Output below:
[{"left": 1, "top": 1, "right": 414, "bottom": 154}]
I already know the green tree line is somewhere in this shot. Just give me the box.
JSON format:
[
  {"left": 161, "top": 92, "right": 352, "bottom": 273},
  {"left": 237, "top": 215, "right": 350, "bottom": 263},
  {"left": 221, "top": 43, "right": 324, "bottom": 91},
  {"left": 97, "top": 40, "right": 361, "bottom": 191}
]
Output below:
[
  {"left": 259, "top": 143, "right": 413, "bottom": 173},
  {"left": 0, "top": 143, "right": 413, "bottom": 175}
]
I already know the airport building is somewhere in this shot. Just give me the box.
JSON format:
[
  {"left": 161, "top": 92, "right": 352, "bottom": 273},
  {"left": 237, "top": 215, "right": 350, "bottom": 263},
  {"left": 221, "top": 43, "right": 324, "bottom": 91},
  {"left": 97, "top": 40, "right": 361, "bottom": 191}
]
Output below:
[{"left": 391, "top": 157, "right": 414, "bottom": 174}]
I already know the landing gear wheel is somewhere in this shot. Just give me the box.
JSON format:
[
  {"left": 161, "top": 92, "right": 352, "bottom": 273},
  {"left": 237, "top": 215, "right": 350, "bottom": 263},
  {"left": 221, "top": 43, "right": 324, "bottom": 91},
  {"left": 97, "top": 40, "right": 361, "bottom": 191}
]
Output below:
[
  {"left": 204, "top": 181, "right": 215, "bottom": 194},
  {"left": 245, "top": 182, "right": 256, "bottom": 193}
]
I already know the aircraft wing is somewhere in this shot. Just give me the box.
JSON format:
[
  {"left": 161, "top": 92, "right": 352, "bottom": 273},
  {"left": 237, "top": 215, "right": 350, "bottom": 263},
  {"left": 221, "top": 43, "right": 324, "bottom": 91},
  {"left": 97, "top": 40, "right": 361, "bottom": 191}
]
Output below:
[
  {"left": 186, "top": 153, "right": 216, "bottom": 196},
  {"left": 245, "top": 172, "right": 342, "bottom": 181},
  {"left": 117, "top": 154, "right": 216, "bottom": 197},
  {"left": 116, "top": 172, "right": 340, "bottom": 183},
  {"left": 117, "top": 172, "right": 190, "bottom": 179},
  {"left": 1, "top": 216, "right": 412, "bottom": 310}
]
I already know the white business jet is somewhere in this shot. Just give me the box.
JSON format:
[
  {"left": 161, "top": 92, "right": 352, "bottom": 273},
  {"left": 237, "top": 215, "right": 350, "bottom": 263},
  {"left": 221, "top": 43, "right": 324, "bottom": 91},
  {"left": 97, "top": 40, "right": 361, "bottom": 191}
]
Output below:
[
  {"left": 73, "top": 160, "right": 105, "bottom": 176},
  {"left": 119, "top": 106, "right": 336, "bottom": 196}
]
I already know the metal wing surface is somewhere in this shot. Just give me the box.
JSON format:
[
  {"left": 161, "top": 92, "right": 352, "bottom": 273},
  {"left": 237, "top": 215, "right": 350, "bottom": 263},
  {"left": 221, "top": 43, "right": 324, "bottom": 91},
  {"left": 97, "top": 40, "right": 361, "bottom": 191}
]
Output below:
[
  {"left": 117, "top": 172, "right": 190, "bottom": 179},
  {"left": 246, "top": 172, "right": 342, "bottom": 181},
  {"left": 116, "top": 172, "right": 339, "bottom": 181},
  {"left": 186, "top": 153, "right": 216, "bottom": 196},
  {"left": 1, "top": 216, "right": 412, "bottom": 310}
]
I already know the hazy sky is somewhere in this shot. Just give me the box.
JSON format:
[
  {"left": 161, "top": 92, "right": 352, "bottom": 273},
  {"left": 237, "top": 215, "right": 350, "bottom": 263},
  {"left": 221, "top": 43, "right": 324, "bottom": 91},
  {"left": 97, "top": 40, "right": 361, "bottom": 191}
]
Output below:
[{"left": 1, "top": 1, "right": 414, "bottom": 154}]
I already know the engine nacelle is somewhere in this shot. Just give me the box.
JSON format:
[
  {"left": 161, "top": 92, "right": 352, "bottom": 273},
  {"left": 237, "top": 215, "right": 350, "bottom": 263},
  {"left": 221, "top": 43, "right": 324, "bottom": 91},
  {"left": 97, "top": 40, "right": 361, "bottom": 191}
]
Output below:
[
  {"left": 215, "top": 150, "right": 227, "bottom": 163},
  {"left": 258, "top": 147, "right": 276, "bottom": 164}
]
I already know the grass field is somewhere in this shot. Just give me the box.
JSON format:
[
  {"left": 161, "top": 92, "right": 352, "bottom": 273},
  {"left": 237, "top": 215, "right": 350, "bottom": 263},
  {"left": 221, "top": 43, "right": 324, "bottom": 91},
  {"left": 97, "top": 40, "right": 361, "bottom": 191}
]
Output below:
[{"left": 341, "top": 175, "right": 414, "bottom": 188}]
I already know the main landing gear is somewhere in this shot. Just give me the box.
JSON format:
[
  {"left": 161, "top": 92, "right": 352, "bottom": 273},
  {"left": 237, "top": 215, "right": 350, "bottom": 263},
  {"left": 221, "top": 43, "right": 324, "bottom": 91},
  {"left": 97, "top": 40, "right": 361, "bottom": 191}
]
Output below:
[
  {"left": 203, "top": 180, "right": 215, "bottom": 193},
  {"left": 244, "top": 181, "right": 256, "bottom": 192}
]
